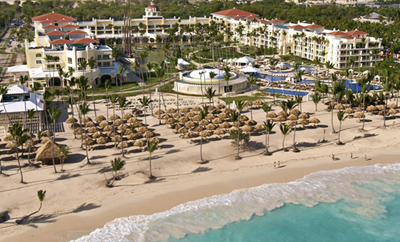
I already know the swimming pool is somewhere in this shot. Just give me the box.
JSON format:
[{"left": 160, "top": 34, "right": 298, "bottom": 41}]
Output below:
[
  {"left": 321, "top": 80, "right": 381, "bottom": 93},
  {"left": 258, "top": 74, "right": 287, "bottom": 82},
  {"left": 265, "top": 88, "right": 309, "bottom": 97}
]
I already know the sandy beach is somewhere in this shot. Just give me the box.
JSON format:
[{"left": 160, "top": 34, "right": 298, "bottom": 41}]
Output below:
[{"left": 1, "top": 92, "right": 400, "bottom": 242}]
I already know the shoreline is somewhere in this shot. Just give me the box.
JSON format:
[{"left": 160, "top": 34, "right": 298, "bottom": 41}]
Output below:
[{"left": 4, "top": 150, "right": 399, "bottom": 242}]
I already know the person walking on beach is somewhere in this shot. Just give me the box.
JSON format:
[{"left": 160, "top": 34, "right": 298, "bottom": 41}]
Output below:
[
  {"left": 332, "top": 154, "right": 335, "bottom": 161},
  {"left": 274, "top": 162, "right": 276, "bottom": 169},
  {"left": 351, "top": 153, "right": 353, "bottom": 159},
  {"left": 365, "top": 154, "right": 367, "bottom": 161}
]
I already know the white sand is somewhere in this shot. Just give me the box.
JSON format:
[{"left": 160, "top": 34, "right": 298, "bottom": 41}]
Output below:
[{"left": 1, "top": 93, "right": 400, "bottom": 242}]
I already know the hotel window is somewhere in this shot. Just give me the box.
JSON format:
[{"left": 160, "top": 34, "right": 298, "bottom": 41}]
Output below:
[
  {"left": 68, "top": 57, "right": 72, "bottom": 64},
  {"left": 36, "top": 53, "right": 42, "bottom": 58},
  {"left": 78, "top": 58, "right": 86, "bottom": 64},
  {"left": 36, "top": 60, "right": 41, "bottom": 64}
]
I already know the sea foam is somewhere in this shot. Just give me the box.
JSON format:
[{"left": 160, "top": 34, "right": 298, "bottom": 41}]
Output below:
[{"left": 72, "top": 163, "right": 400, "bottom": 242}]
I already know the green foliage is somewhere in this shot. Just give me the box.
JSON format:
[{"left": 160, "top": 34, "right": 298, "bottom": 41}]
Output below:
[
  {"left": 37, "top": 190, "right": 46, "bottom": 203},
  {"left": 110, "top": 157, "right": 126, "bottom": 178},
  {"left": 228, "top": 129, "right": 250, "bottom": 150}
]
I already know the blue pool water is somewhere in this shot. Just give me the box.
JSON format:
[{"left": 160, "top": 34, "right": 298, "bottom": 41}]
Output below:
[
  {"left": 265, "top": 88, "right": 309, "bottom": 96},
  {"left": 74, "top": 164, "right": 400, "bottom": 242}
]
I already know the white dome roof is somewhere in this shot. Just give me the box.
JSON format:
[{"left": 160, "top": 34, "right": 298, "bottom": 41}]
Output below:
[{"left": 189, "top": 69, "right": 226, "bottom": 80}]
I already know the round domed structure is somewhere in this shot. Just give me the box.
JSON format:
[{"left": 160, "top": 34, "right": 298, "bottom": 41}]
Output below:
[
  {"left": 147, "top": 1, "right": 160, "bottom": 12},
  {"left": 174, "top": 68, "right": 249, "bottom": 95}
]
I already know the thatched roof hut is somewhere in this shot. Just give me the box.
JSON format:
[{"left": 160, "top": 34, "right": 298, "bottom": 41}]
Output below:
[
  {"left": 165, "top": 118, "right": 176, "bottom": 125},
  {"left": 109, "top": 114, "right": 120, "bottom": 121},
  {"left": 344, "top": 108, "right": 355, "bottom": 114},
  {"left": 354, "top": 112, "right": 365, "bottom": 119},
  {"left": 94, "top": 115, "right": 106, "bottom": 123},
  {"left": 185, "top": 121, "right": 196, "bottom": 128},
  {"left": 134, "top": 140, "right": 145, "bottom": 147},
  {"left": 128, "top": 133, "right": 142, "bottom": 140},
  {"left": 185, "top": 112, "right": 196, "bottom": 118},
  {"left": 254, "top": 100, "right": 264, "bottom": 106},
  {"left": 218, "top": 113, "right": 227, "bottom": 120},
  {"left": 161, "top": 114, "right": 170, "bottom": 120},
  {"left": 118, "top": 124, "right": 128, "bottom": 131},
  {"left": 255, "top": 123, "right": 265, "bottom": 131},
  {"left": 239, "top": 115, "right": 249, "bottom": 122},
  {"left": 267, "top": 112, "right": 277, "bottom": 119},
  {"left": 99, "top": 120, "right": 109, "bottom": 128},
  {"left": 111, "top": 136, "right": 122, "bottom": 142},
  {"left": 166, "top": 108, "right": 176, "bottom": 114},
  {"left": 199, "top": 119, "right": 209, "bottom": 126},
  {"left": 278, "top": 111, "right": 287, "bottom": 117},
  {"left": 192, "top": 106, "right": 202, "bottom": 112},
  {"left": 172, "top": 113, "right": 182, "bottom": 119},
  {"left": 334, "top": 104, "right": 344, "bottom": 110},
  {"left": 309, "top": 117, "right": 320, "bottom": 126},
  {"left": 179, "top": 117, "right": 189, "bottom": 123},
  {"left": 117, "top": 141, "right": 129, "bottom": 149},
  {"left": 96, "top": 136, "right": 108, "bottom": 145},
  {"left": 35, "top": 141, "right": 66, "bottom": 165},
  {"left": 41, "top": 137, "right": 51, "bottom": 144},
  {"left": 220, "top": 122, "right": 231, "bottom": 129},
  {"left": 387, "top": 103, "right": 397, "bottom": 109},
  {"left": 287, "top": 114, "right": 297, "bottom": 121},
  {"left": 180, "top": 107, "right": 190, "bottom": 113},
  {"left": 92, "top": 131, "right": 103, "bottom": 139},
  {"left": 192, "top": 115, "right": 201, "bottom": 122},
  {"left": 103, "top": 125, "right": 113, "bottom": 132},
  {"left": 127, "top": 117, "right": 139, "bottom": 124},
  {"left": 4, "top": 134, "right": 13, "bottom": 142},
  {"left": 66, "top": 117, "right": 78, "bottom": 124},
  {"left": 275, "top": 116, "right": 287, "bottom": 122},
  {"left": 143, "top": 131, "right": 155, "bottom": 138},
  {"left": 216, "top": 104, "right": 225, "bottom": 109},
  {"left": 123, "top": 113, "right": 133, "bottom": 120},
  {"left": 88, "top": 127, "right": 98, "bottom": 133},
  {"left": 289, "top": 109, "right": 300, "bottom": 116},
  {"left": 137, "top": 126, "right": 147, "bottom": 133},
  {"left": 298, "top": 113, "right": 310, "bottom": 119},
  {"left": 214, "top": 128, "right": 226, "bottom": 135},
  {"left": 124, "top": 129, "right": 134, "bottom": 136},
  {"left": 114, "top": 119, "right": 123, "bottom": 126},
  {"left": 178, "top": 127, "right": 188, "bottom": 134},
  {"left": 241, "top": 125, "right": 253, "bottom": 132},
  {"left": 246, "top": 119, "right": 257, "bottom": 126}
]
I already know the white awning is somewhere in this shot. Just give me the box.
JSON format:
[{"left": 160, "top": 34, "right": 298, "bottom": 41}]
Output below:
[
  {"left": 7, "top": 85, "right": 29, "bottom": 95},
  {"left": 235, "top": 56, "right": 255, "bottom": 64},
  {"left": 240, "top": 66, "right": 260, "bottom": 73},
  {"left": 0, "top": 100, "right": 43, "bottom": 113},
  {"left": 177, "top": 58, "right": 190, "bottom": 66},
  {"left": 29, "top": 67, "right": 60, "bottom": 79},
  {"left": 7, "top": 65, "right": 29, "bottom": 73}
]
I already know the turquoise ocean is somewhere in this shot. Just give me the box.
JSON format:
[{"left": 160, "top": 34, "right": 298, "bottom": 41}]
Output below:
[{"left": 73, "top": 163, "right": 400, "bottom": 242}]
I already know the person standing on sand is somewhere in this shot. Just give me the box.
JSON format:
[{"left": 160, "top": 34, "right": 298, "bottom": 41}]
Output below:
[
  {"left": 332, "top": 154, "right": 335, "bottom": 161},
  {"left": 365, "top": 154, "right": 367, "bottom": 161},
  {"left": 351, "top": 153, "right": 353, "bottom": 159}
]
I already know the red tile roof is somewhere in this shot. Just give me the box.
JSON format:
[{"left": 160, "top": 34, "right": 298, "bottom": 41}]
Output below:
[
  {"left": 45, "top": 30, "right": 66, "bottom": 36},
  {"left": 306, "top": 24, "right": 323, "bottom": 28},
  {"left": 346, "top": 30, "right": 368, "bottom": 35},
  {"left": 257, "top": 19, "right": 269, "bottom": 24},
  {"left": 212, "top": 8, "right": 258, "bottom": 17},
  {"left": 40, "top": 20, "right": 55, "bottom": 24},
  {"left": 57, "top": 19, "right": 73, "bottom": 23},
  {"left": 327, "top": 31, "right": 347, "bottom": 36},
  {"left": 32, "top": 13, "right": 76, "bottom": 22},
  {"left": 232, "top": 16, "right": 244, "bottom": 20},
  {"left": 74, "top": 38, "right": 99, "bottom": 44},
  {"left": 289, "top": 25, "right": 306, "bottom": 29},
  {"left": 67, "top": 30, "right": 87, "bottom": 35},
  {"left": 269, "top": 19, "right": 285, "bottom": 23},
  {"left": 50, "top": 39, "right": 74, "bottom": 44},
  {"left": 42, "top": 25, "right": 59, "bottom": 29},
  {"left": 61, "top": 24, "right": 79, "bottom": 29},
  {"left": 244, "top": 15, "right": 258, "bottom": 19}
]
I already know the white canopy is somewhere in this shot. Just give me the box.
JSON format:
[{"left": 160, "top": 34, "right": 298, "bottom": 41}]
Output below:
[
  {"left": 240, "top": 66, "right": 260, "bottom": 73},
  {"left": 177, "top": 58, "right": 190, "bottom": 66},
  {"left": 7, "top": 65, "right": 29, "bottom": 73},
  {"left": 235, "top": 56, "right": 255, "bottom": 64},
  {"left": 7, "top": 85, "right": 29, "bottom": 95}
]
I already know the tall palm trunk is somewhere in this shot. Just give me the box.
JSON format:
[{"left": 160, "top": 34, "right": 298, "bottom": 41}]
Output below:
[
  {"left": 149, "top": 153, "right": 153, "bottom": 178},
  {"left": 113, "top": 105, "right": 117, "bottom": 148},
  {"left": 282, "top": 136, "right": 286, "bottom": 150},
  {"left": 16, "top": 149, "right": 24, "bottom": 183},
  {"left": 52, "top": 119, "right": 57, "bottom": 173},
  {"left": 120, "top": 109, "right": 125, "bottom": 157},
  {"left": 338, "top": 121, "right": 342, "bottom": 143},
  {"left": 330, "top": 102, "right": 336, "bottom": 133},
  {"left": 292, "top": 120, "right": 299, "bottom": 152},
  {"left": 361, "top": 94, "right": 366, "bottom": 130},
  {"left": 236, "top": 113, "right": 240, "bottom": 159}
]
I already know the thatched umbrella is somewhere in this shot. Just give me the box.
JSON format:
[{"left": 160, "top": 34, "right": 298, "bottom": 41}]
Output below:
[
  {"left": 239, "top": 115, "right": 249, "bottom": 122},
  {"left": 88, "top": 127, "right": 98, "bottom": 133},
  {"left": 229, "top": 126, "right": 239, "bottom": 132},
  {"left": 174, "top": 123, "right": 183, "bottom": 130},
  {"left": 103, "top": 125, "right": 113, "bottom": 132},
  {"left": 70, "top": 123, "right": 81, "bottom": 130},
  {"left": 223, "top": 108, "right": 232, "bottom": 114},
  {"left": 243, "top": 100, "right": 252, "bottom": 107},
  {"left": 118, "top": 124, "right": 128, "bottom": 131},
  {"left": 267, "top": 112, "right": 277, "bottom": 119},
  {"left": 161, "top": 114, "right": 170, "bottom": 120},
  {"left": 99, "top": 120, "right": 109, "bottom": 128},
  {"left": 206, "top": 124, "right": 217, "bottom": 131},
  {"left": 232, "top": 121, "right": 245, "bottom": 127},
  {"left": 117, "top": 141, "right": 129, "bottom": 149},
  {"left": 66, "top": 117, "right": 78, "bottom": 124},
  {"left": 73, "top": 128, "right": 83, "bottom": 135},
  {"left": 77, "top": 133, "right": 90, "bottom": 140},
  {"left": 126, "top": 117, "right": 137, "bottom": 123},
  {"left": 200, "top": 130, "right": 213, "bottom": 137},
  {"left": 207, "top": 105, "right": 216, "bottom": 111},
  {"left": 309, "top": 117, "right": 320, "bottom": 126},
  {"left": 185, "top": 112, "right": 196, "bottom": 118},
  {"left": 182, "top": 132, "right": 195, "bottom": 139},
  {"left": 212, "top": 118, "right": 223, "bottom": 124},
  {"left": 107, "top": 131, "right": 118, "bottom": 137},
  {"left": 220, "top": 122, "right": 231, "bottom": 129},
  {"left": 246, "top": 119, "right": 257, "bottom": 126},
  {"left": 132, "top": 121, "right": 143, "bottom": 127},
  {"left": 192, "top": 106, "right": 201, "bottom": 112},
  {"left": 124, "top": 129, "right": 134, "bottom": 136},
  {"left": 278, "top": 111, "right": 287, "bottom": 117},
  {"left": 35, "top": 140, "right": 66, "bottom": 165},
  {"left": 42, "top": 130, "right": 53, "bottom": 137},
  {"left": 185, "top": 121, "right": 196, "bottom": 128},
  {"left": 92, "top": 131, "right": 103, "bottom": 139},
  {"left": 166, "top": 108, "right": 176, "bottom": 114},
  {"left": 109, "top": 114, "right": 120, "bottom": 121},
  {"left": 82, "top": 116, "right": 92, "bottom": 124},
  {"left": 192, "top": 115, "right": 201, "bottom": 122},
  {"left": 344, "top": 108, "right": 355, "bottom": 114},
  {"left": 289, "top": 109, "right": 300, "bottom": 116},
  {"left": 178, "top": 127, "right": 189, "bottom": 134},
  {"left": 94, "top": 115, "right": 106, "bottom": 123},
  {"left": 6, "top": 142, "right": 16, "bottom": 149},
  {"left": 354, "top": 112, "right": 365, "bottom": 120},
  {"left": 193, "top": 126, "right": 203, "bottom": 132},
  {"left": 85, "top": 121, "right": 96, "bottom": 128},
  {"left": 388, "top": 108, "right": 398, "bottom": 115},
  {"left": 154, "top": 109, "right": 164, "bottom": 116},
  {"left": 214, "top": 128, "right": 226, "bottom": 135},
  {"left": 134, "top": 140, "right": 145, "bottom": 147},
  {"left": 114, "top": 119, "right": 123, "bottom": 126},
  {"left": 123, "top": 113, "right": 133, "bottom": 120},
  {"left": 180, "top": 107, "right": 190, "bottom": 113},
  {"left": 298, "top": 113, "right": 310, "bottom": 119},
  {"left": 287, "top": 114, "right": 298, "bottom": 121},
  {"left": 216, "top": 104, "right": 225, "bottom": 109},
  {"left": 206, "top": 113, "right": 215, "bottom": 120},
  {"left": 111, "top": 136, "right": 122, "bottom": 142},
  {"left": 96, "top": 136, "right": 108, "bottom": 145},
  {"left": 144, "top": 131, "right": 155, "bottom": 139},
  {"left": 82, "top": 138, "right": 95, "bottom": 146},
  {"left": 128, "top": 133, "right": 142, "bottom": 140},
  {"left": 179, "top": 117, "right": 189, "bottom": 123},
  {"left": 255, "top": 123, "right": 265, "bottom": 131},
  {"left": 150, "top": 137, "right": 161, "bottom": 143},
  {"left": 334, "top": 104, "right": 344, "bottom": 110},
  {"left": 172, "top": 113, "right": 182, "bottom": 119},
  {"left": 298, "top": 119, "right": 309, "bottom": 127},
  {"left": 137, "top": 126, "right": 147, "bottom": 133},
  {"left": 241, "top": 125, "right": 253, "bottom": 132},
  {"left": 132, "top": 109, "right": 143, "bottom": 116},
  {"left": 165, "top": 118, "right": 176, "bottom": 125},
  {"left": 286, "top": 120, "right": 295, "bottom": 127},
  {"left": 254, "top": 100, "right": 264, "bottom": 106},
  {"left": 376, "top": 105, "right": 385, "bottom": 111},
  {"left": 366, "top": 105, "right": 378, "bottom": 112},
  {"left": 199, "top": 119, "right": 209, "bottom": 126},
  {"left": 387, "top": 103, "right": 397, "bottom": 109},
  {"left": 218, "top": 113, "right": 227, "bottom": 120},
  {"left": 275, "top": 115, "right": 287, "bottom": 122}
]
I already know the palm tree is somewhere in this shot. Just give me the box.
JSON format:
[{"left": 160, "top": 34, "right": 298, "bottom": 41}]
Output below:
[
  {"left": 263, "top": 120, "right": 275, "bottom": 155},
  {"left": 311, "top": 92, "right": 321, "bottom": 111},
  {"left": 147, "top": 139, "right": 158, "bottom": 179},
  {"left": 19, "top": 75, "right": 28, "bottom": 116},
  {"left": 279, "top": 123, "right": 292, "bottom": 152},
  {"left": 118, "top": 96, "right": 131, "bottom": 157},
  {"left": 295, "top": 95, "right": 303, "bottom": 112},
  {"left": 205, "top": 87, "right": 216, "bottom": 106},
  {"left": 27, "top": 109, "right": 35, "bottom": 164},
  {"left": 138, "top": 96, "right": 151, "bottom": 129},
  {"left": 53, "top": 88, "right": 62, "bottom": 103},
  {"left": 154, "top": 63, "right": 166, "bottom": 124},
  {"left": 234, "top": 100, "right": 245, "bottom": 160},
  {"left": 47, "top": 106, "right": 61, "bottom": 173},
  {"left": 198, "top": 109, "right": 208, "bottom": 164},
  {"left": 209, "top": 71, "right": 218, "bottom": 103},
  {"left": 330, "top": 78, "right": 345, "bottom": 133},
  {"left": 110, "top": 157, "right": 125, "bottom": 180},
  {"left": 88, "top": 58, "right": 97, "bottom": 117},
  {"left": 109, "top": 94, "right": 118, "bottom": 148},
  {"left": 337, "top": 110, "right": 347, "bottom": 145},
  {"left": 37, "top": 190, "right": 46, "bottom": 213},
  {"left": 223, "top": 66, "right": 231, "bottom": 105},
  {"left": 104, "top": 79, "right": 112, "bottom": 120},
  {"left": 357, "top": 76, "right": 371, "bottom": 130},
  {"left": 246, "top": 76, "right": 257, "bottom": 120},
  {"left": 9, "top": 122, "right": 28, "bottom": 183},
  {"left": 262, "top": 103, "right": 272, "bottom": 122},
  {"left": 0, "top": 85, "right": 11, "bottom": 123},
  {"left": 67, "top": 78, "right": 76, "bottom": 118},
  {"left": 78, "top": 102, "right": 91, "bottom": 164},
  {"left": 42, "top": 89, "right": 52, "bottom": 130}
]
